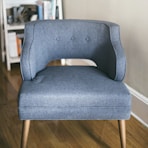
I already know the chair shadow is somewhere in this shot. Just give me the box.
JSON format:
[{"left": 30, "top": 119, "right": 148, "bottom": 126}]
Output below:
[{"left": 78, "top": 121, "right": 110, "bottom": 148}]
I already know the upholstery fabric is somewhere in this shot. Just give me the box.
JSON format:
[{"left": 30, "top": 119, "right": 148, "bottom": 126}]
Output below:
[
  {"left": 18, "top": 20, "right": 131, "bottom": 120},
  {"left": 19, "top": 66, "right": 131, "bottom": 120},
  {"left": 21, "top": 20, "right": 126, "bottom": 81}
]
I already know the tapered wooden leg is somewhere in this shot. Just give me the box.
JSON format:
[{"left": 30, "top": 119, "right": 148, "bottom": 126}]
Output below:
[
  {"left": 21, "top": 120, "right": 31, "bottom": 148},
  {"left": 118, "top": 120, "right": 126, "bottom": 148}
]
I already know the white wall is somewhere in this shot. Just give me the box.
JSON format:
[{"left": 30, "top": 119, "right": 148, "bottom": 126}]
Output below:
[{"left": 63, "top": 0, "right": 148, "bottom": 126}]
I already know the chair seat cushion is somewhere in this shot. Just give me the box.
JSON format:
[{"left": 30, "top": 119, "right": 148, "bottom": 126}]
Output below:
[{"left": 18, "top": 66, "right": 131, "bottom": 120}]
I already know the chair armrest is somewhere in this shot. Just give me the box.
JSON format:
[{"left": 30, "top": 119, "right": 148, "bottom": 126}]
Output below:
[
  {"left": 108, "top": 23, "right": 126, "bottom": 81},
  {"left": 20, "top": 22, "right": 37, "bottom": 81},
  {"left": 94, "top": 22, "right": 126, "bottom": 81}
]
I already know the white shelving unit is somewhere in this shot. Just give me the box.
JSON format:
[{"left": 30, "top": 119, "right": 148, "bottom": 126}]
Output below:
[
  {"left": 0, "top": 1, "right": 5, "bottom": 62},
  {"left": 2, "top": 0, "right": 63, "bottom": 71},
  {"left": 2, "top": 0, "right": 37, "bottom": 71}
]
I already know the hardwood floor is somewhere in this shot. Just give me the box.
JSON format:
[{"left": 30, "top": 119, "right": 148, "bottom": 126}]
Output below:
[{"left": 0, "top": 60, "right": 147, "bottom": 148}]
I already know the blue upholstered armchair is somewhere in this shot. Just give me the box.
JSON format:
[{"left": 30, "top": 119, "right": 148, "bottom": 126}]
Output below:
[{"left": 18, "top": 20, "right": 131, "bottom": 148}]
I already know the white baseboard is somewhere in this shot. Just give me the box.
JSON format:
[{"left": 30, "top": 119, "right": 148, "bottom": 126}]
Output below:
[
  {"left": 125, "top": 84, "right": 148, "bottom": 105},
  {"left": 125, "top": 84, "right": 148, "bottom": 127},
  {"left": 131, "top": 112, "right": 148, "bottom": 128}
]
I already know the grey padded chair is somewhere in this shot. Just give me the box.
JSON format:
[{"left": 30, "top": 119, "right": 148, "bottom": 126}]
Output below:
[{"left": 18, "top": 20, "right": 131, "bottom": 148}]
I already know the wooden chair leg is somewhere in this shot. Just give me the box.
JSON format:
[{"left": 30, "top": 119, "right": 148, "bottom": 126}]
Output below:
[
  {"left": 21, "top": 120, "right": 31, "bottom": 148},
  {"left": 118, "top": 120, "right": 126, "bottom": 148}
]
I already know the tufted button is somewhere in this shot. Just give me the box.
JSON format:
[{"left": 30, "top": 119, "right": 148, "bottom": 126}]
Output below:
[
  {"left": 85, "top": 36, "right": 90, "bottom": 41},
  {"left": 71, "top": 36, "right": 75, "bottom": 41},
  {"left": 56, "top": 37, "right": 60, "bottom": 41}
]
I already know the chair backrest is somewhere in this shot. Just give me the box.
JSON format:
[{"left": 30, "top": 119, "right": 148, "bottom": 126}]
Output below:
[{"left": 21, "top": 20, "right": 126, "bottom": 81}]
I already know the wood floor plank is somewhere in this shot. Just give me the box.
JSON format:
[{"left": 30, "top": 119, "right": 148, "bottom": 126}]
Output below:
[{"left": 0, "top": 60, "right": 147, "bottom": 148}]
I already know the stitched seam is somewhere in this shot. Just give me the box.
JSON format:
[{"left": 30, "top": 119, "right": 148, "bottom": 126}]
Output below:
[{"left": 28, "top": 23, "right": 36, "bottom": 80}]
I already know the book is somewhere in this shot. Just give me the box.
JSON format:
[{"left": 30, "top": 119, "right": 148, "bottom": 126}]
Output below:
[
  {"left": 16, "top": 37, "right": 21, "bottom": 56},
  {"left": 38, "top": 5, "right": 43, "bottom": 20},
  {"left": 36, "top": 0, "right": 43, "bottom": 20},
  {"left": 43, "top": 1, "right": 52, "bottom": 20},
  {"left": 36, "top": 0, "right": 58, "bottom": 20},
  {"left": 51, "top": 0, "right": 56, "bottom": 19},
  {"left": 56, "top": 0, "right": 63, "bottom": 19},
  {"left": 56, "top": 5, "right": 59, "bottom": 19},
  {"left": 12, "top": 7, "right": 18, "bottom": 23},
  {"left": 8, "top": 32, "right": 18, "bottom": 58},
  {"left": 16, "top": 33, "right": 24, "bottom": 56}
]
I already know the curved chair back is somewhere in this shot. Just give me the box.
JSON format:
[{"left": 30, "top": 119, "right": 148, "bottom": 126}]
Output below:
[{"left": 21, "top": 20, "right": 125, "bottom": 81}]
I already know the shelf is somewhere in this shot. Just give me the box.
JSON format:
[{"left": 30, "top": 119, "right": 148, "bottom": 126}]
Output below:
[
  {"left": 10, "top": 56, "right": 20, "bottom": 63},
  {"left": 7, "top": 23, "right": 25, "bottom": 30},
  {"left": 2, "top": 0, "right": 63, "bottom": 71}
]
